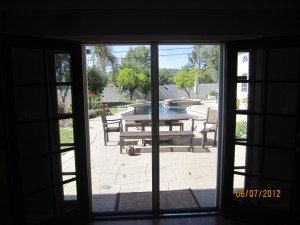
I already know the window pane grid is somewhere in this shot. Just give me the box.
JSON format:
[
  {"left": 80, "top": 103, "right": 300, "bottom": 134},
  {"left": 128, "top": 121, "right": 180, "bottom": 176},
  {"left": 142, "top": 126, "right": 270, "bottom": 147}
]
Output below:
[
  {"left": 20, "top": 147, "right": 76, "bottom": 162},
  {"left": 23, "top": 177, "right": 77, "bottom": 197},
  {"left": 232, "top": 48, "right": 299, "bottom": 212},
  {"left": 233, "top": 172, "right": 292, "bottom": 183},
  {"left": 234, "top": 142, "right": 295, "bottom": 151},
  {"left": 17, "top": 115, "right": 75, "bottom": 125}
]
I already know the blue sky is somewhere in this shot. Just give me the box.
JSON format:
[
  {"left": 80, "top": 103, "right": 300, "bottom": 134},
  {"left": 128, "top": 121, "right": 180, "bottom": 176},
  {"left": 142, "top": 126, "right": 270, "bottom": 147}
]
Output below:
[{"left": 110, "top": 45, "right": 194, "bottom": 69}]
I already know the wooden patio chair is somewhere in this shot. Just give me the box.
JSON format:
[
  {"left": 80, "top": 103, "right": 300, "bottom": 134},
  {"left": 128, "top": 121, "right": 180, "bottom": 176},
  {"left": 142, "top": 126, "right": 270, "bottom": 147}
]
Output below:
[
  {"left": 191, "top": 107, "right": 218, "bottom": 147},
  {"left": 99, "top": 109, "right": 123, "bottom": 145}
]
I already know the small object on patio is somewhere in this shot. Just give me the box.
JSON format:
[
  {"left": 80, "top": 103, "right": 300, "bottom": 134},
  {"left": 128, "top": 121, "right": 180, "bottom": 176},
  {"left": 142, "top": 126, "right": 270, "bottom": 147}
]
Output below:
[
  {"left": 126, "top": 146, "right": 135, "bottom": 156},
  {"left": 104, "top": 104, "right": 111, "bottom": 115}
]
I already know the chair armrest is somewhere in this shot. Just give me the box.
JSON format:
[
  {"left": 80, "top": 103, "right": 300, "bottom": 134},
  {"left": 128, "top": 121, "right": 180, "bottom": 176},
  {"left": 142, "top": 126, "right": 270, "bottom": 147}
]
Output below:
[
  {"left": 104, "top": 121, "right": 121, "bottom": 125},
  {"left": 191, "top": 118, "right": 205, "bottom": 121},
  {"left": 106, "top": 118, "right": 122, "bottom": 122},
  {"left": 191, "top": 118, "right": 206, "bottom": 131},
  {"left": 205, "top": 122, "right": 218, "bottom": 125}
]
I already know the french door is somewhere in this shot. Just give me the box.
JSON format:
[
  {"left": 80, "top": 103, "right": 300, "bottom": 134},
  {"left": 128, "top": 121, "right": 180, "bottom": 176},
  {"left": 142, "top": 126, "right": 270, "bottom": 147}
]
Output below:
[
  {"left": 223, "top": 36, "right": 300, "bottom": 223},
  {"left": 1, "top": 35, "right": 89, "bottom": 224}
]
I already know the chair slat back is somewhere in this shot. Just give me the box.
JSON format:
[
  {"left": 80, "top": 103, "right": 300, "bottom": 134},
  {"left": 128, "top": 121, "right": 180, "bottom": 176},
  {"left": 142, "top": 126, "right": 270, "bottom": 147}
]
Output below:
[
  {"left": 99, "top": 110, "right": 107, "bottom": 125},
  {"left": 207, "top": 108, "right": 218, "bottom": 124}
]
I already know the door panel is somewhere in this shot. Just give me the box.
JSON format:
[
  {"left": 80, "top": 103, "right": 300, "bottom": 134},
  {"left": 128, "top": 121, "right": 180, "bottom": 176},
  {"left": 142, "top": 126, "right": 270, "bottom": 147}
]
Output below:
[
  {"left": 224, "top": 37, "right": 300, "bottom": 223},
  {"left": 0, "top": 35, "right": 88, "bottom": 224}
]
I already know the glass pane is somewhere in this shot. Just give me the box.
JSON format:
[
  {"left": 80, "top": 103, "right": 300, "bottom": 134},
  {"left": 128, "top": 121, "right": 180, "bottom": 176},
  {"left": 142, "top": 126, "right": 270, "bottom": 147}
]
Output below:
[
  {"left": 87, "top": 45, "right": 152, "bottom": 212},
  {"left": 261, "top": 180, "right": 291, "bottom": 211},
  {"left": 55, "top": 181, "right": 79, "bottom": 214},
  {"left": 265, "top": 117, "right": 296, "bottom": 148},
  {"left": 237, "top": 52, "right": 249, "bottom": 79},
  {"left": 233, "top": 174, "right": 260, "bottom": 192},
  {"left": 14, "top": 87, "right": 46, "bottom": 121},
  {"left": 250, "top": 50, "right": 267, "bottom": 80},
  {"left": 159, "top": 44, "right": 220, "bottom": 209},
  {"left": 51, "top": 119, "right": 74, "bottom": 151},
  {"left": 236, "top": 83, "right": 248, "bottom": 110},
  {"left": 55, "top": 54, "right": 71, "bottom": 83},
  {"left": 18, "top": 122, "right": 48, "bottom": 158},
  {"left": 234, "top": 145, "right": 262, "bottom": 176},
  {"left": 57, "top": 85, "right": 73, "bottom": 114},
  {"left": 53, "top": 151, "right": 76, "bottom": 184},
  {"left": 49, "top": 85, "right": 73, "bottom": 116},
  {"left": 263, "top": 149, "right": 294, "bottom": 181},
  {"left": 12, "top": 48, "right": 44, "bottom": 83},
  {"left": 21, "top": 157, "right": 51, "bottom": 194},
  {"left": 235, "top": 116, "right": 247, "bottom": 141},
  {"left": 234, "top": 145, "right": 246, "bottom": 167},
  {"left": 268, "top": 48, "right": 299, "bottom": 80},
  {"left": 24, "top": 190, "right": 53, "bottom": 224},
  {"left": 233, "top": 174, "right": 246, "bottom": 191},
  {"left": 267, "top": 83, "right": 298, "bottom": 114},
  {"left": 238, "top": 51, "right": 269, "bottom": 80},
  {"left": 63, "top": 175, "right": 76, "bottom": 181},
  {"left": 63, "top": 181, "right": 77, "bottom": 200},
  {"left": 236, "top": 83, "right": 265, "bottom": 113},
  {"left": 237, "top": 115, "right": 264, "bottom": 145},
  {"left": 233, "top": 175, "right": 259, "bottom": 205}
]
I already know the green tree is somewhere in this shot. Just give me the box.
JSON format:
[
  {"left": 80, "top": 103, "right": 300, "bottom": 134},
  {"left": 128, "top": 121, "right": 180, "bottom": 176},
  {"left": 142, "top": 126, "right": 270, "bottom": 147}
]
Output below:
[
  {"left": 159, "top": 68, "right": 178, "bottom": 85},
  {"left": 188, "top": 45, "right": 220, "bottom": 82},
  {"left": 173, "top": 70, "right": 195, "bottom": 99},
  {"left": 137, "top": 73, "right": 151, "bottom": 99},
  {"left": 189, "top": 68, "right": 214, "bottom": 83},
  {"left": 117, "top": 46, "right": 151, "bottom": 100},
  {"left": 87, "top": 66, "right": 108, "bottom": 96},
  {"left": 93, "top": 45, "right": 119, "bottom": 80},
  {"left": 56, "top": 54, "right": 72, "bottom": 113},
  {"left": 115, "top": 68, "right": 147, "bottom": 101},
  {"left": 120, "top": 46, "right": 151, "bottom": 78}
]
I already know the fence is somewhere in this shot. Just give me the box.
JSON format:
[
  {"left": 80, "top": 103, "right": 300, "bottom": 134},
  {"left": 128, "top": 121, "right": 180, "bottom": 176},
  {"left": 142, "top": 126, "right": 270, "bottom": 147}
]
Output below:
[{"left": 101, "top": 83, "right": 218, "bottom": 102}]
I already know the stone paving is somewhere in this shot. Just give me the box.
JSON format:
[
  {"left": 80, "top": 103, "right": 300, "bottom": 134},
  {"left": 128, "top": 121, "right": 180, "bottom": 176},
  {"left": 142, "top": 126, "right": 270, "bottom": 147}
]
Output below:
[{"left": 62, "top": 101, "right": 246, "bottom": 212}]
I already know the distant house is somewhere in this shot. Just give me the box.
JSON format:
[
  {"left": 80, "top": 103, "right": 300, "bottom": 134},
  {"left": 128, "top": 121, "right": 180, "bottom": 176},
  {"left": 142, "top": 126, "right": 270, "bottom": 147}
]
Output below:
[{"left": 237, "top": 52, "right": 249, "bottom": 109}]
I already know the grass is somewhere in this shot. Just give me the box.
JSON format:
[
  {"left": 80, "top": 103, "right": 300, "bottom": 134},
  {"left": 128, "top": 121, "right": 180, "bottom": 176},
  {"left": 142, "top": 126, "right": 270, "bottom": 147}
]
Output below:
[
  {"left": 102, "top": 101, "right": 133, "bottom": 115},
  {"left": 60, "top": 127, "right": 74, "bottom": 144}
]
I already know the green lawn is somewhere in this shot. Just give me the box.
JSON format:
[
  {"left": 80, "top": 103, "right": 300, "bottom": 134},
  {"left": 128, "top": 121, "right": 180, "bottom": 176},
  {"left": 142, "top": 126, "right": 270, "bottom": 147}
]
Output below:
[{"left": 60, "top": 127, "right": 74, "bottom": 144}]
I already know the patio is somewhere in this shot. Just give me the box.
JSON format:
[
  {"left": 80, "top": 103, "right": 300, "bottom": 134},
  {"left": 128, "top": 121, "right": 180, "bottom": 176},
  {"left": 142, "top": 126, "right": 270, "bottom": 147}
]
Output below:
[
  {"left": 61, "top": 101, "right": 245, "bottom": 212},
  {"left": 89, "top": 102, "right": 219, "bottom": 212}
]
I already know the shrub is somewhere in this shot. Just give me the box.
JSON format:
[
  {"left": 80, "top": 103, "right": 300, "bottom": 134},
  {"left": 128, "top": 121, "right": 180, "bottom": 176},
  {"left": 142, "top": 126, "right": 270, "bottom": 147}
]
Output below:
[
  {"left": 89, "top": 109, "right": 100, "bottom": 118},
  {"left": 235, "top": 120, "right": 247, "bottom": 139},
  {"left": 88, "top": 93, "right": 101, "bottom": 110},
  {"left": 209, "top": 90, "right": 218, "bottom": 97}
]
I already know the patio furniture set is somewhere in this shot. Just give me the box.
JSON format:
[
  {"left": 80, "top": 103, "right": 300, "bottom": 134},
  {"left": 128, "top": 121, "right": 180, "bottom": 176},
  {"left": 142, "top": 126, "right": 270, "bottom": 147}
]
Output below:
[{"left": 99, "top": 107, "right": 218, "bottom": 153}]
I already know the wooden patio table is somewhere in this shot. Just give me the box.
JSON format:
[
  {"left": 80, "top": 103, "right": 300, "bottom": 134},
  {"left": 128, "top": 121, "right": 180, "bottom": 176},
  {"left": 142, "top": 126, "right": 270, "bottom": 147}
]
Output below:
[{"left": 121, "top": 114, "right": 193, "bottom": 131}]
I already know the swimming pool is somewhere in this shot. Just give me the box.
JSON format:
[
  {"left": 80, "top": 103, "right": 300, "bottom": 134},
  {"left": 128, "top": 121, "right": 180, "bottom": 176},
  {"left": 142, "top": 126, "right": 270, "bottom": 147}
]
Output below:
[{"left": 133, "top": 104, "right": 206, "bottom": 119}]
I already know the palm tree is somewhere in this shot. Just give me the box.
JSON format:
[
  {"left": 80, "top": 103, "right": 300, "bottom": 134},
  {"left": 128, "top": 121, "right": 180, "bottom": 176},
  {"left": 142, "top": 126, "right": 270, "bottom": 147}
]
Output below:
[{"left": 93, "top": 45, "right": 118, "bottom": 79}]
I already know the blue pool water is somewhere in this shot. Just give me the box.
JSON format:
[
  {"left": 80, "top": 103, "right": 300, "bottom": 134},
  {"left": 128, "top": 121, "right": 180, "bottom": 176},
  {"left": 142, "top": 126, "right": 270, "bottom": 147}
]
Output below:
[
  {"left": 133, "top": 104, "right": 206, "bottom": 119},
  {"left": 134, "top": 104, "right": 187, "bottom": 115}
]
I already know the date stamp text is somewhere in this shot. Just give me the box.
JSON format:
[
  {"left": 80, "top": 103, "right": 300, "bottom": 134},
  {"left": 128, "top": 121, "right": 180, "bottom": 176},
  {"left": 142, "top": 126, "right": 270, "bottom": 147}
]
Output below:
[{"left": 235, "top": 189, "right": 281, "bottom": 198}]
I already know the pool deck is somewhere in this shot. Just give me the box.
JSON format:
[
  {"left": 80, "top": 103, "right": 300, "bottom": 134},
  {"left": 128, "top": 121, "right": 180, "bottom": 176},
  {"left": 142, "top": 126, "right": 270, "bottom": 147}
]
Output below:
[
  {"left": 119, "top": 100, "right": 218, "bottom": 117},
  {"left": 62, "top": 100, "right": 245, "bottom": 212}
]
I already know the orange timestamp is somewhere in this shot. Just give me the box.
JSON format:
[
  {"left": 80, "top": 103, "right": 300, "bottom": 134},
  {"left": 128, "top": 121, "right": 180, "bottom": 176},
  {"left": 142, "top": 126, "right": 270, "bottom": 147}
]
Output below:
[{"left": 235, "top": 189, "right": 281, "bottom": 198}]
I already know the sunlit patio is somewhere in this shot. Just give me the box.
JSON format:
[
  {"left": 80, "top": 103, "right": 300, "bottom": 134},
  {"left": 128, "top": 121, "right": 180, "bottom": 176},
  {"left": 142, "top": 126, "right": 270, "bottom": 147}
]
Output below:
[{"left": 89, "top": 102, "right": 221, "bottom": 212}]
